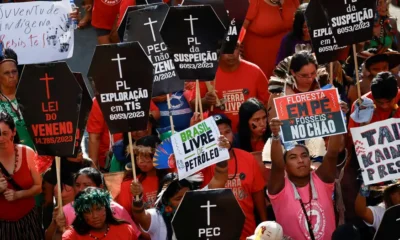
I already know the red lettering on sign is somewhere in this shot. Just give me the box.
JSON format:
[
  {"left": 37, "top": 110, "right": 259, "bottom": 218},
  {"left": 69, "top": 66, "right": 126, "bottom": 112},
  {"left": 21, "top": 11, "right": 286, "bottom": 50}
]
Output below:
[
  {"left": 42, "top": 101, "right": 59, "bottom": 112},
  {"left": 31, "top": 122, "right": 74, "bottom": 137}
]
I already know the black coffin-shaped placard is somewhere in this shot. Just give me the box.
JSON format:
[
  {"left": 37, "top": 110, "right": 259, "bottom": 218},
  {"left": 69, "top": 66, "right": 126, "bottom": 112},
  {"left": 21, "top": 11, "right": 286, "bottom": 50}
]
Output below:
[
  {"left": 172, "top": 189, "right": 245, "bottom": 240},
  {"left": 305, "top": 0, "right": 348, "bottom": 64},
  {"left": 71, "top": 72, "right": 92, "bottom": 157},
  {"left": 160, "top": 5, "right": 226, "bottom": 80},
  {"left": 17, "top": 63, "right": 82, "bottom": 156},
  {"left": 373, "top": 204, "right": 400, "bottom": 240},
  {"left": 88, "top": 42, "right": 154, "bottom": 134},
  {"left": 125, "top": 3, "right": 183, "bottom": 96},
  {"left": 222, "top": 0, "right": 249, "bottom": 53},
  {"left": 319, "top": 0, "right": 376, "bottom": 46}
]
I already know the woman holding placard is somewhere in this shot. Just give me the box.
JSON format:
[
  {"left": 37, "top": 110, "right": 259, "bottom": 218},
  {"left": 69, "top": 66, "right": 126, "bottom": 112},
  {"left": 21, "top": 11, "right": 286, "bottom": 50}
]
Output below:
[
  {"left": 0, "top": 47, "right": 35, "bottom": 149},
  {"left": 0, "top": 112, "right": 43, "bottom": 239}
]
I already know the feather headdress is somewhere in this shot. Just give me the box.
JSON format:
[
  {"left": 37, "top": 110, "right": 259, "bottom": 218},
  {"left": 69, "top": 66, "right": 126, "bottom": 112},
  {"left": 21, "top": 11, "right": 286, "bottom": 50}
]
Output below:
[{"left": 0, "top": 43, "right": 18, "bottom": 65}]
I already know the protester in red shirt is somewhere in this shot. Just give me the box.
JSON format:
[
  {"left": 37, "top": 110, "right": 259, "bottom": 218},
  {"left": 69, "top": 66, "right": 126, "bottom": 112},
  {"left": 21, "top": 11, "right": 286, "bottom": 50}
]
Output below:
[
  {"left": 87, "top": 97, "right": 159, "bottom": 170},
  {"left": 62, "top": 187, "right": 137, "bottom": 240},
  {"left": 236, "top": 98, "right": 268, "bottom": 152},
  {"left": 192, "top": 43, "right": 270, "bottom": 133},
  {"left": 116, "top": 136, "right": 168, "bottom": 215},
  {"left": 348, "top": 72, "right": 400, "bottom": 129},
  {"left": 201, "top": 114, "right": 267, "bottom": 240},
  {"left": 91, "top": 0, "right": 122, "bottom": 44}
]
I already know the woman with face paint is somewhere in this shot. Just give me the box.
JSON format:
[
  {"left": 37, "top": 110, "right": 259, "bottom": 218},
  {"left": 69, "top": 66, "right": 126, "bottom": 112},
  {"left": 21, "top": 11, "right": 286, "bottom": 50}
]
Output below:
[
  {"left": 236, "top": 98, "right": 269, "bottom": 152},
  {"left": 62, "top": 187, "right": 137, "bottom": 240},
  {"left": 0, "top": 47, "right": 35, "bottom": 149},
  {"left": 0, "top": 112, "right": 43, "bottom": 239},
  {"left": 116, "top": 136, "right": 168, "bottom": 214}
]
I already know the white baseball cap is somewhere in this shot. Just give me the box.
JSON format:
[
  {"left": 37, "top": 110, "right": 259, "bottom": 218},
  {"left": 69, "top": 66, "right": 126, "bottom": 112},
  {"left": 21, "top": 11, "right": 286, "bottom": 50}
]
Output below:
[{"left": 246, "top": 221, "right": 283, "bottom": 240}]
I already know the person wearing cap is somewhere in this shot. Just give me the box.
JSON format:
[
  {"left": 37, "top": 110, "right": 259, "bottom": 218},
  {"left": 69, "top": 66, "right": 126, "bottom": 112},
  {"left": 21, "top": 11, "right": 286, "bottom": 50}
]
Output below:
[
  {"left": 0, "top": 47, "right": 35, "bottom": 150},
  {"left": 191, "top": 42, "right": 270, "bottom": 133},
  {"left": 246, "top": 221, "right": 284, "bottom": 240},
  {"left": 267, "top": 117, "right": 344, "bottom": 240},
  {"left": 355, "top": 182, "right": 400, "bottom": 231},
  {"left": 347, "top": 49, "right": 400, "bottom": 104},
  {"left": 201, "top": 113, "right": 267, "bottom": 240},
  {"left": 348, "top": 72, "right": 400, "bottom": 129}
]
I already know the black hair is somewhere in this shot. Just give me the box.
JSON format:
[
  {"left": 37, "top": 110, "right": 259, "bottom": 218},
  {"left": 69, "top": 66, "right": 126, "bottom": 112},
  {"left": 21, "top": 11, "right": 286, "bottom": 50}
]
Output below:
[
  {"left": 0, "top": 111, "right": 19, "bottom": 144},
  {"left": 371, "top": 72, "right": 398, "bottom": 100},
  {"left": 289, "top": 50, "right": 318, "bottom": 74},
  {"left": 74, "top": 167, "right": 104, "bottom": 188},
  {"left": 283, "top": 3, "right": 308, "bottom": 57},
  {"left": 0, "top": 48, "right": 18, "bottom": 65},
  {"left": 237, "top": 98, "right": 268, "bottom": 152},
  {"left": 283, "top": 144, "right": 310, "bottom": 162},
  {"left": 71, "top": 187, "right": 126, "bottom": 235},
  {"left": 156, "top": 173, "right": 201, "bottom": 240},
  {"left": 383, "top": 183, "right": 400, "bottom": 208}
]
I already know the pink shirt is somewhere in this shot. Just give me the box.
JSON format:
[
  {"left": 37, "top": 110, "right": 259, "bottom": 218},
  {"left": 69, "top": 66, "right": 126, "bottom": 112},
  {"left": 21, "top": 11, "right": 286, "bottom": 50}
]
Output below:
[
  {"left": 268, "top": 172, "right": 335, "bottom": 240},
  {"left": 63, "top": 200, "right": 141, "bottom": 238}
]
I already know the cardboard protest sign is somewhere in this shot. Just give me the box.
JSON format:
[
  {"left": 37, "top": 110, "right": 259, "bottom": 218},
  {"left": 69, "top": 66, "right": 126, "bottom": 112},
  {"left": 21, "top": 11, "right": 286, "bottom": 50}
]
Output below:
[
  {"left": 319, "top": 0, "right": 375, "bottom": 46},
  {"left": 71, "top": 72, "right": 92, "bottom": 157},
  {"left": 373, "top": 204, "right": 400, "bottom": 240},
  {"left": 305, "top": 0, "right": 348, "bottom": 64},
  {"left": 117, "top": 2, "right": 163, "bottom": 41},
  {"left": 350, "top": 118, "right": 400, "bottom": 185},
  {"left": 0, "top": 0, "right": 74, "bottom": 64},
  {"left": 171, "top": 117, "right": 229, "bottom": 180},
  {"left": 183, "top": 0, "right": 229, "bottom": 27},
  {"left": 222, "top": 0, "right": 249, "bottom": 53},
  {"left": 160, "top": 5, "right": 226, "bottom": 80},
  {"left": 124, "top": 3, "right": 183, "bottom": 96},
  {"left": 172, "top": 189, "right": 245, "bottom": 240},
  {"left": 88, "top": 42, "right": 154, "bottom": 134},
  {"left": 16, "top": 63, "right": 82, "bottom": 156},
  {"left": 273, "top": 88, "right": 346, "bottom": 142}
]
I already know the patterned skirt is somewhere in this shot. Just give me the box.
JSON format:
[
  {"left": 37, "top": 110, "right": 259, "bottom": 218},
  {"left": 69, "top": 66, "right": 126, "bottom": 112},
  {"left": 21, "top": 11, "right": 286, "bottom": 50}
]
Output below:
[{"left": 0, "top": 207, "right": 43, "bottom": 240}]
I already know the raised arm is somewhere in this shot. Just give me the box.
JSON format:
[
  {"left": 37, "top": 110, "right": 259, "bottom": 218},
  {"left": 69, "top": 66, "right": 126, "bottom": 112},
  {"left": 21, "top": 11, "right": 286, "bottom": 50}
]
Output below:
[
  {"left": 267, "top": 118, "right": 285, "bottom": 195},
  {"left": 316, "top": 133, "right": 344, "bottom": 183},
  {"left": 130, "top": 181, "right": 152, "bottom": 231}
]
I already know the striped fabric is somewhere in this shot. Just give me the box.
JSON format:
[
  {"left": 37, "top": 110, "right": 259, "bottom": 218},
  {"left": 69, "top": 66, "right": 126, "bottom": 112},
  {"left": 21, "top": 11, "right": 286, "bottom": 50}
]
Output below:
[{"left": 0, "top": 208, "right": 43, "bottom": 240}]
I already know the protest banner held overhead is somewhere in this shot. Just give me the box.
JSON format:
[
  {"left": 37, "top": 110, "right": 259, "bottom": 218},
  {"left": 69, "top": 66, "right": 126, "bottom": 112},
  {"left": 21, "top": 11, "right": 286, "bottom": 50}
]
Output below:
[
  {"left": 160, "top": 5, "right": 226, "bottom": 80},
  {"left": 16, "top": 63, "right": 82, "bottom": 156},
  {"left": 350, "top": 118, "right": 400, "bottom": 185},
  {"left": 117, "top": 2, "right": 163, "bottom": 41},
  {"left": 171, "top": 117, "right": 229, "bottom": 180},
  {"left": 88, "top": 42, "right": 154, "bottom": 134},
  {"left": 172, "top": 189, "right": 245, "bottom": 240},
  {"left": 274, "top": 88, "right": 347, "bottom": 142},
  {"left": 305, "top": 0, "right": 348, "bottom": 64},
  {"left": 0, "top": 0, "right": 74, "bottom": 64},
  {"left": 222, "top": 0, "right": 249, "bottom": 53},
  {"left": 319, "top": 0, "right": 376, "bottom": 46},
  {"left": 373, "top": 204, "right": 400, "bottom": 240},
  {"left": 71, "top": 72, "right": 92, "bottom": 157},
  {"left": 124, "top": 3, "right": 183, "bottom": 96},
  {"left": 183, "top": 0, "right": 229, "bottom": 27}
]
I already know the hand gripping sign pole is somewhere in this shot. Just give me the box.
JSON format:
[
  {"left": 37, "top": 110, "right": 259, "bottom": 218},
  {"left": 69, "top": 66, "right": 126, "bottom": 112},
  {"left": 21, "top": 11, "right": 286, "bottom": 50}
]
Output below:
[{"left": 352, "top": 44, "right": 362, "bottom": 104}]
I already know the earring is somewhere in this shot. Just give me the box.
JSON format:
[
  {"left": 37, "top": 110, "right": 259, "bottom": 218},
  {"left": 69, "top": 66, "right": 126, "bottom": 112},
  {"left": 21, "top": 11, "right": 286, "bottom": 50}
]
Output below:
[{"left": 164, "top": 205, "right": 173, "bottom": 213}]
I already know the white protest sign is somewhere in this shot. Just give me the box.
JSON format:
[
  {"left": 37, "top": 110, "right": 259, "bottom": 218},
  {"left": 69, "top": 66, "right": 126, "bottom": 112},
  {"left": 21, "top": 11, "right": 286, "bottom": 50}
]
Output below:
[
  {"left": 350, "top": 118, "right": 400, "bottom": 185},
  {"left": 0, "top": 0, "right": 74, "bottom": 64},
  {"left": 171, "top": 117, "right": 229, "bottom": 180}
]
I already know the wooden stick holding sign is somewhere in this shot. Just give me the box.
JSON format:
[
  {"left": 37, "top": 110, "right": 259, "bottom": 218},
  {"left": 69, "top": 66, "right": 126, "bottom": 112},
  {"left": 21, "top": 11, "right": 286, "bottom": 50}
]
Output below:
[
  {"left": 352, "top": 44, "right": 362, "bottom": 104},
  {"left": 195, "top": 80, "right": 199, "bottom": 114},
  {"left": 196, "top": 80, "right": 204, "bottom": 120},
  {"left": 166, "top": 94, "right": 175, "bottom": 134},
  {"left": 127, "top": 134, "right": 139, "bottom": 201},
  {"left": 205, "top": 81, "right": 221, "bottom": 112},
  {"left": 329, "top": 62, "right": 334, "bottom": 85},
  {"left": 55, "top": 156, "right": 65, "bottom": 232}
]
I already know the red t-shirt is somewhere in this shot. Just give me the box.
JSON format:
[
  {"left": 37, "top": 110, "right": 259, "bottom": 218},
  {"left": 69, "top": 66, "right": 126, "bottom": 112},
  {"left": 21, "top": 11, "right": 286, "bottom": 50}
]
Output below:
[
  {"left": 251, "top": 140, "right": 265, "bottom": 152},
  {"left": 115, "top": 175, "right": 159, "bottom": 217},
  {"left": 92, "top": 0, "right": 122, "bottom": 30},
  {"left": 348, "top": 90, "right": 400, "bottom": 129},
  {"left": 87, "top": 98, "right": 158, "bottom": 168},
  {"left": 201, "top": 149, "right": 265, "bottom": 240},
  {"left": 191, "top": 60, "right": 270, "bottom": 132},
  {"left": 62, "top": 224, "right": 137, "bottom": 240},
  {"left": 0, "top": 146, "right": 35, "bottom": 221}
]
